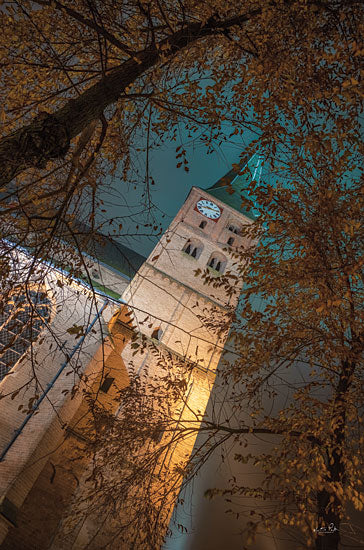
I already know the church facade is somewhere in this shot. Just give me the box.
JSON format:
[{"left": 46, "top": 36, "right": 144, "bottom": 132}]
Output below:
[{"left": 0, "top": 154, "right": 263, "bottom": 549}]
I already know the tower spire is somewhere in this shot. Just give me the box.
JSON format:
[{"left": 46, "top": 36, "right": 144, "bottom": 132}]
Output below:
[{"left": 205, "top": 152, "right": 263, "bottom": 219}]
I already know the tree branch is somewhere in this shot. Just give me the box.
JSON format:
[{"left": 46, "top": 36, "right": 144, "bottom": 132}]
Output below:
[
  {"left": 33, "top": 0, "right": 135, "bottom": 57},
  {"left": 0, "top": 8, "right": 262, "bottom": 187}
]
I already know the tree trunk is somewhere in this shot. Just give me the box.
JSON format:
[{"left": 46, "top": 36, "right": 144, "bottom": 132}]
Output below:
[
  {"left": 315, "top": 489, "right": 340, "bottom": 550},
  {"left": 315, "top": 533, "right": 340, "bottom": 550},
  {"left": 0, "top": 10, "right": 260, "bottom": 187},
  {"left": 314, "top": 359, "right": 357, "bottom": 550}
]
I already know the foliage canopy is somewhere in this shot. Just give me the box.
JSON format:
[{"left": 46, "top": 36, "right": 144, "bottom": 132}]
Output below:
[{"left": 0, "top": 1, "right": 363, "bottom": 549}]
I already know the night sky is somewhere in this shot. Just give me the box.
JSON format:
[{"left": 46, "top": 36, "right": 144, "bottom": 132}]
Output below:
[{"left": 101, "top": 129, "right": 257, "bottom": 258}]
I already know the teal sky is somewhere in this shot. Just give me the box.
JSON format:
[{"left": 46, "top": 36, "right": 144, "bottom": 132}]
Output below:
[{"left": 99, "top": 132, "right": 258, "bottom": 257}]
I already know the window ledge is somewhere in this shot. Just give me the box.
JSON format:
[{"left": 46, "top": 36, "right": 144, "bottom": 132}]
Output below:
[
  {"left": 207, "top": 266, "right": 222, "bottom": 277},
  {"left": 181, "top": 251, "right": 197, "bottom": 260}
]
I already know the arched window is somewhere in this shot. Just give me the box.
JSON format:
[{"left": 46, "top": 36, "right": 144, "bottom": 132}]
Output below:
[
  {"left": 199, "top": 220, "right": 207, "bottom": 229},
  {"left": 227, "top": 223, "right": 240, "bottom": 235},
  {"left": 207, "top": 253, "right": 227, "bottom": 274},
  {"left": 227, "top": 237, "right": 234, "bottom": 246},
  {"left": 0, "top": 289, "right": 52, "bottom": 381},
  {"left": 151, "top": 327, "right": 163, "bottom": 340},
  {"left": 182, "top": 239, "right": 203, "bottom": 259}
]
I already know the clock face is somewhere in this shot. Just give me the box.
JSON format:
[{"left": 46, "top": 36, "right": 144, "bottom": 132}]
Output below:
[{"left": 196, "top": 199, "right": 221, "bottom": 220}]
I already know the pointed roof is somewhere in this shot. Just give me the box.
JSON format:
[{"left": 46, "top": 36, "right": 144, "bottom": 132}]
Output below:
[{"left": 205, "top": 152, "right": 264, "bottom": 220}]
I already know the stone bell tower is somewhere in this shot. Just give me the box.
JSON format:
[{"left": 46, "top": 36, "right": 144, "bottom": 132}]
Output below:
[
  {"left": 121, "top": 152, "right": 263, "bottom": 371},
  {"left": 115, "top": 153, "right": 264, "bottom": 540},
  {"left": 120, "top": 181, "right": 242, "bottom": 374},
  {"left": 45, "top": 152, "right": 264, "bottom": 550}
]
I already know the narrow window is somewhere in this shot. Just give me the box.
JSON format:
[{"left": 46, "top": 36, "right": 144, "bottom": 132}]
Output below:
[
  {"left": 199, "top": 221, "right": 207, "bottom": 229},
  {"left": 0, "top": 289, "right": 52, "bottom": 381},
  {"left": 208, "top": 258, "right": 215, "bottom": 268},
  {"left": 216, "top": 261, "right": 221, "bottom": 272},
  {"left": 100, "top": 376, "right": 114, "bottom": 394},
  {"left": 152, "top": 425, "right": 165, "bottom": 443},
  {"left": 184, "top": 243, "right": 191, "bottom": 255},
  {"left": 151, "top": 327, "right": 162, "bottom": 340},
  {"left": 191, "top": 247, "right": 197, "bottom": 258},
  {"left": 227, "top": 237, "right": 234, "bottom": 246}
]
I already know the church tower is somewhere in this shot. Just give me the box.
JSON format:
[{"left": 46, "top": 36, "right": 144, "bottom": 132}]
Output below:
[
  {"left": 106, "top": 152, "right": 265, "bottom": 547},
  {"left": 121, "top": 152, "right": 263, "bottom": 371}
]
